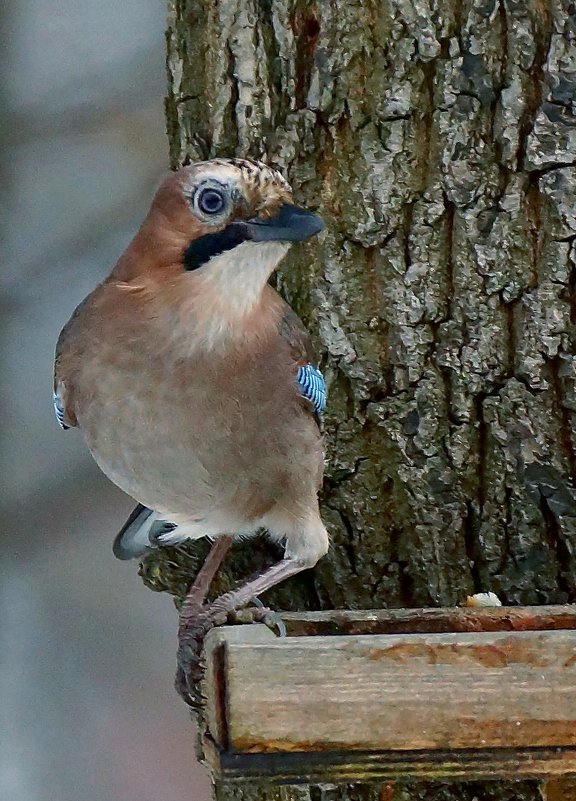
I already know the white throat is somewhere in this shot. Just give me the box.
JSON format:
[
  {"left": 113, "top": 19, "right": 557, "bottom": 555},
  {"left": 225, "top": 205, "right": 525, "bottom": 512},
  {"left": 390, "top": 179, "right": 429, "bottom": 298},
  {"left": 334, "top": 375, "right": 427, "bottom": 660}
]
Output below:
[{"left": 189, "top": 239, "right": 291, "bottom": 348}]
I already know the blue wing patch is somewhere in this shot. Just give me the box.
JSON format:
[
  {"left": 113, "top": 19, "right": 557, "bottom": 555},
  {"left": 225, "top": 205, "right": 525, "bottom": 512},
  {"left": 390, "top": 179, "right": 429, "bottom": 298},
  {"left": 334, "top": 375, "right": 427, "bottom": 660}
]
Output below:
[
  {"left": 296, "top": 364, "right": 327, "bottom": 415},
  {"left": 53, "top": 390, "right": 68, "bottom": 429}
]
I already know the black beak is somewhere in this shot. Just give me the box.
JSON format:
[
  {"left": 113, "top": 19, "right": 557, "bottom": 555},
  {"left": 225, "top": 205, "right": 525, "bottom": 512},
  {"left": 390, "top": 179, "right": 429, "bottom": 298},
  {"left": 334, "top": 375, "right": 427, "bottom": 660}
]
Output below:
[
  {"left": 184, "top": 204, "right": 324, "bottom": 271},
  {"left": 244, "top": 203, "right": 325, "bottom": 243}
]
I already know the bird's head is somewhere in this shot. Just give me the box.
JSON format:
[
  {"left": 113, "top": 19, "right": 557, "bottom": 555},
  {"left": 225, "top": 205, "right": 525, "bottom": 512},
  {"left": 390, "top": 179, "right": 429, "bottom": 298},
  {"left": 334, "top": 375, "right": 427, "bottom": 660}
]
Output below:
[
  {"left": 138, "top": 158, "right": 324, "bottom": 275},
  {"left": 113, "top": 159, "right": 324, "bottom": 340}
]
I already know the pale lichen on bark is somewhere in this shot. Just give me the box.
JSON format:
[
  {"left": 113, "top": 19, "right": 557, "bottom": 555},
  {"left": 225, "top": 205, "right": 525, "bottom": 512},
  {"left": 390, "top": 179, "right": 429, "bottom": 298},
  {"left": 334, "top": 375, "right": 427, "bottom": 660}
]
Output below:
[{"left": 157, "top": 1, "right": 576, "bottom": 798}]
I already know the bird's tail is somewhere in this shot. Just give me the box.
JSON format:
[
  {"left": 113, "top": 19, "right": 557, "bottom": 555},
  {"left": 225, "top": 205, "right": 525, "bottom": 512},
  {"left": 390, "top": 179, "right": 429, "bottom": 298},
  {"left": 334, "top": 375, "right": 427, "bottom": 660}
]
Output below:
[{"left": 112, "top": 504, "right": 177, "bottom": 560}]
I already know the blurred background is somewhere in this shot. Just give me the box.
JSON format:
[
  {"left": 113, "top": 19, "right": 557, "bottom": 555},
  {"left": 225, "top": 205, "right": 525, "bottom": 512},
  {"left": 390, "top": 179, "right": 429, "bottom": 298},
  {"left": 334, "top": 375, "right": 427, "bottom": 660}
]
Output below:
[{"left": 1, "top": 1, "right": 211, "bottom": 799}]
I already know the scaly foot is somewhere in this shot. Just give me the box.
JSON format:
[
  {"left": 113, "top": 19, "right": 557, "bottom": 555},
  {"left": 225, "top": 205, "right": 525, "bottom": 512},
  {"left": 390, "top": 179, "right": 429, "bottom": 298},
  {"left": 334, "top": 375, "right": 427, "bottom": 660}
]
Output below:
[{"left": 175, "top": 602, "right": 276, "bottom": 707}]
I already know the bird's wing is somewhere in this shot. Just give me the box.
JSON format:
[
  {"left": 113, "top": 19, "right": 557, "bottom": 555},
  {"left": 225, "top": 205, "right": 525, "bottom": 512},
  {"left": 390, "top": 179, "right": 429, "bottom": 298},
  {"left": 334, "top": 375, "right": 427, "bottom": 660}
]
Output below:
[
  {"left": 54, "top": 332, "right": 70, "bottom": 428},
  {"left": 295, "top": 363, "right": 327, "bottom": 416},
  {"left": 53, "top": 297, "right": 92, "bottom": 430},
  {"left": 53, "top": 370, "right": 76, "bottom": 430},
  {"left": 279, "top": 308, "right": 327, "bottom": 417},
  {"left": 52, "top": 386, "right": 69, "bottom": 429}
]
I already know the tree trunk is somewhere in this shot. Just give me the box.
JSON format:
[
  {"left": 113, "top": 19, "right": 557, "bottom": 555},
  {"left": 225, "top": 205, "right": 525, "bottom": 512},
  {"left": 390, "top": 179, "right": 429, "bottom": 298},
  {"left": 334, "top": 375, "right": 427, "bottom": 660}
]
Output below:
[{"left": 150, "top": 0, "right": 576, "bottom": 798}]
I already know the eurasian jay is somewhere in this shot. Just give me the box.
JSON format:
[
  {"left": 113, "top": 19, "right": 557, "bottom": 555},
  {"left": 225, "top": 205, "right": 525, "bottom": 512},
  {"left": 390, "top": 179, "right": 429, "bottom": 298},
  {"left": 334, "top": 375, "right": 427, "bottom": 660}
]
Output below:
[{"left": 54, "top": 158, "right": 329, "bottom": 703}]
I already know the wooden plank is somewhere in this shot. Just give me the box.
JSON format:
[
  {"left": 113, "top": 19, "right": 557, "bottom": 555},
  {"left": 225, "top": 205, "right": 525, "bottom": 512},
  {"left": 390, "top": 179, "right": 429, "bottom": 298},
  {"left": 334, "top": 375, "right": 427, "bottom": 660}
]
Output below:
[
  {"left": 203, "top": 625, "right": 276, "bottom": 749},
  {"left": 280, "top": 606, "right": 576, "bottom": 637},
  {"left": 542, "top": 779, "right": 576, "bottom": 801},
  {"left": 201, "top": 613, "right": 576, "bottom": 783},
  {"left": 215, "top": 746, "right": 576, "bottom": 784},
  {"left": 219, "top": 630, "right": 576, "bottom": 753}
]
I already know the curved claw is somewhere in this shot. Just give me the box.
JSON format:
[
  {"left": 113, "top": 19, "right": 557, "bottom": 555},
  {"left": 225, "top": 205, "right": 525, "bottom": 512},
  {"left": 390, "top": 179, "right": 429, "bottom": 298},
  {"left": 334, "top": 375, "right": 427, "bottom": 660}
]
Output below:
[
  {"left": 175, "top": 660, "right": 202, "bottom": 709},
  {"left": 251, "top": 596, "right": 287, "bottom": 637}
]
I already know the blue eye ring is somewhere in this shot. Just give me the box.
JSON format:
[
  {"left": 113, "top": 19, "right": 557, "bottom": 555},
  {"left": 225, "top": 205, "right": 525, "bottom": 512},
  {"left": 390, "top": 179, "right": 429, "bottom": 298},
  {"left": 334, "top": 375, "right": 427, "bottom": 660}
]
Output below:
[{"left": 197, "top": 187, "right": 226, "bottom": 215}]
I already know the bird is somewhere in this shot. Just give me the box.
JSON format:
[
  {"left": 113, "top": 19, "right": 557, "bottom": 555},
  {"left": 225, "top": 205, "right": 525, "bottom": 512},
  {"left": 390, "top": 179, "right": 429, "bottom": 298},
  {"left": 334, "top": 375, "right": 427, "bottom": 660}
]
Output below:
[{"left": 54, "top": 158, "right": 329, "bottom": 703}]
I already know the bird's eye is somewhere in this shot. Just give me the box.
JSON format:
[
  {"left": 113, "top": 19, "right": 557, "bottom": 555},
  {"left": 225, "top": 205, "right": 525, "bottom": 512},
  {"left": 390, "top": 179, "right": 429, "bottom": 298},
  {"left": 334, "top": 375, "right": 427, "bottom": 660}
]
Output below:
[{"left": 197, "top": 187, "right": 226, "bottom": 215}]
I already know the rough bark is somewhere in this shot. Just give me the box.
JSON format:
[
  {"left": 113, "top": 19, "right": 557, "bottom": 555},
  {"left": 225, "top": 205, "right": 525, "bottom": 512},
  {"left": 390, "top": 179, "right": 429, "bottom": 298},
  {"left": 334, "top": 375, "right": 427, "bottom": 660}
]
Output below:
[{"left": 147, "top": 0, "right": 576, "bottom": 798}]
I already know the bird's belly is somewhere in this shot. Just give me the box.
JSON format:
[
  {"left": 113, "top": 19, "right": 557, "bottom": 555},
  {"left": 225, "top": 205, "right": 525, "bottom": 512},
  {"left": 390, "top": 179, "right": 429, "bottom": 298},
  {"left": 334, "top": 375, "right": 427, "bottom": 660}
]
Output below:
[
  {"left": 79, "top": 384, "right": 320, "bottom": 534},
  {"left": 82, "top": 399, "right": 229, "bottom": 514}
]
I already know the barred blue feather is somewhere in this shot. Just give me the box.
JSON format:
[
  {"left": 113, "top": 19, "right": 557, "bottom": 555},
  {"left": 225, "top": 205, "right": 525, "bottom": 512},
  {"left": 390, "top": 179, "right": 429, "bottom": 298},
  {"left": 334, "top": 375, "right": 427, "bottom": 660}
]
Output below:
[
  {"left": 53, "top": 391, "right": 68, "bottom": 429},
  {"left": 296, "top": 364, "right": 327, "bottom": 416}
]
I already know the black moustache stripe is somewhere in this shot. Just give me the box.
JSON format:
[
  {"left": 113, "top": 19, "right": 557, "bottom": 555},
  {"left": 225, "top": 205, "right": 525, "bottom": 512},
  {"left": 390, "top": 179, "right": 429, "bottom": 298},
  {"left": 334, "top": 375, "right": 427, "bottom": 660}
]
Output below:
[{"left": 183, "top": 223, "right": 251, "bottom": 270}]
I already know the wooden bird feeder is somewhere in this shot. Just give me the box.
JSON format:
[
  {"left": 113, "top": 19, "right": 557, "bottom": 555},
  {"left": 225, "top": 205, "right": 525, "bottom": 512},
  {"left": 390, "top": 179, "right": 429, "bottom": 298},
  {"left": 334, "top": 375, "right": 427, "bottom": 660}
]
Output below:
[{"left": 200, "top": 605, "right": 576, "bottom": 785}]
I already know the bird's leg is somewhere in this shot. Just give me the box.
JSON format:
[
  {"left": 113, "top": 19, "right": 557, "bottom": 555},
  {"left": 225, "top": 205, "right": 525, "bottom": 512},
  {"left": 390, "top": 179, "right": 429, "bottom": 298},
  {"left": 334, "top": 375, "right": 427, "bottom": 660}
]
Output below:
[
  {"left": 176, "top": 516, "right": 329, "bottom": 706},
  {"left": 178, "top": 534, "right": 234, "bottom": 632},
  {"left": 176, "top": 557, "right": 309, "bottom": 706},
  {"left": 204, "top": 557, "right": 308, "bottom": 613}
]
